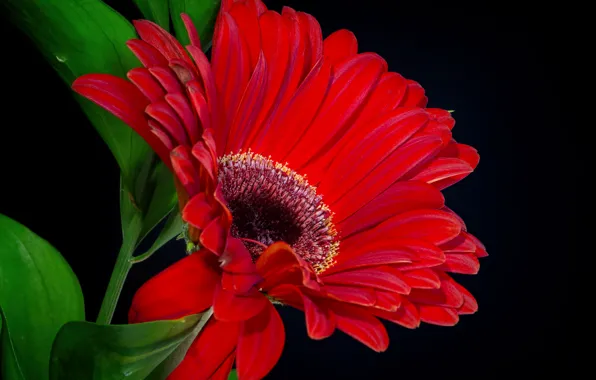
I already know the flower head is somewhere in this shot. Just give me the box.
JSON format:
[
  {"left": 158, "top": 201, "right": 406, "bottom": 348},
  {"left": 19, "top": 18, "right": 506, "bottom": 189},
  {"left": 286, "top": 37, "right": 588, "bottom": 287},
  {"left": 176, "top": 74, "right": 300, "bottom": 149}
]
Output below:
[{"left": 73, "top": 1, "right": 487, "bottom": 378}]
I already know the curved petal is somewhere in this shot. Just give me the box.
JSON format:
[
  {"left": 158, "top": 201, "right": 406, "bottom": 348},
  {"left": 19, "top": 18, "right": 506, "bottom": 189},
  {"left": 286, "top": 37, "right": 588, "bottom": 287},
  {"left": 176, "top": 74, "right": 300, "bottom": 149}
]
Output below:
[
  {"left": 213, "top": 282, "right": 269, "bottom": 322},
  {"left": 168, "top": 318, "right": 240, "bottom": 379},
  {"left": 332, "top": 303, "right": 389, "bottom": 352},
  {"left": 256, "top": 242, "right": 320, "bottom": 291},
  {"left": 237, "top": 302, "right": 285, "bottom": 379},
  {"left": 128, "top": 250, "right": 219, "bottom": 323}
]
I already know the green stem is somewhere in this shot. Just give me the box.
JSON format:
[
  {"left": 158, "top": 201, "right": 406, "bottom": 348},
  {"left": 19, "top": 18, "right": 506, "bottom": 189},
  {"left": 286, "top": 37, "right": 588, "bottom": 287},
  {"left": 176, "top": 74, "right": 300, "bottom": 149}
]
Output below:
[{"left": 95, "top": 236, "right": 137, "bottom": 325}]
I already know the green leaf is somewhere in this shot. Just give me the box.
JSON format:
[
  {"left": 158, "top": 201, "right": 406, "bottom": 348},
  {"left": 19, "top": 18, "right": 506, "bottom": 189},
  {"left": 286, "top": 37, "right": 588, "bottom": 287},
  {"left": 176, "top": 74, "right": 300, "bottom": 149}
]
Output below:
[
  {"left": 1, "top": 0, "right": 150, "bottom": 192},
  {"left": 228, "top": 369, "right": 238, "bottom": 380},
  {"left": 138, "top": 162, "right": 178, "bottom": 241},
  {"left": 0, "top": 214, "right": 85, "bottom": 380},
  {"left": 2, "top": 0, "right": 179, "bottom": 250},
  {"left": 50, "top": 311, "right": 212, "bottom": 380},
  {"left": 169, "top": 0, "right": 221, "bottom": 47},
  {"left": 133, "top": 209, "right": 184, "bottom": 264},
  {"left": 134, "top": 0, "right": 172, "bottom": 31}
]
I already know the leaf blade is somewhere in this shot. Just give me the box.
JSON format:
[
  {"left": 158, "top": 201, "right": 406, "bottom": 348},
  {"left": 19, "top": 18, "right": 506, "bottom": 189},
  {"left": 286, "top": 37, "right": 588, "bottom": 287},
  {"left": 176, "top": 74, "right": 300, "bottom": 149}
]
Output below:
[
  {"left": 50, "top": 312, "right": 212, "bottom": 380},
  {"left": 0, "top": 214, "right": 85, "bottom": 380}
]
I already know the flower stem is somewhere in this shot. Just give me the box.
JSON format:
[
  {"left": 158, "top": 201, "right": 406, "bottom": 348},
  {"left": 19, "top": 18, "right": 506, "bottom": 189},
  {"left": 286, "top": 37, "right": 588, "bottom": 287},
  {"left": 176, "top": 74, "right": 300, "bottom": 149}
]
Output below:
[{"left": 95, "top": 235, "right": 137, "bottom": 325}]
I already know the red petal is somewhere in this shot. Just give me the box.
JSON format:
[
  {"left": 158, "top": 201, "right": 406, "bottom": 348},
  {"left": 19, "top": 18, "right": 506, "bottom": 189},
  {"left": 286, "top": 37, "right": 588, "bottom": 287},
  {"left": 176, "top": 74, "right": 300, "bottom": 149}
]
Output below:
[
  {"left": 332, "top": 303, "right": 389, "bottom": 352},
  {"left": 324, "top": 248, "right": 415, "bottom": 275},
  {"left": 303, "top": 294, "right": 336, "bottom": 339},
  {"left": 323, "top": 29, "right": 358, "bottom": 66},
  {"left": 126, "top": 39, "right": 168, "bottom": 67},
  {"left": 168, "top": 318, "right": 240, "bottom": 379},
  {"left": 166, "top": 92, "right": 201, "bottom": 144},
  {"left": 181, "top": 13, "right": 201, "bottom": 48},
  {"left": 200, "top": 215, "right": 230, "bottom": 256},
  {"left": 211, "top": 12, "right": 251, "bottom": 149},
  {"left": 410, "top": 157, "right": 473, "bottom": 188},
  {"left": 337, "top": 181, "right": 445, "bottom": 236},
  {"left": 182, "top": 193, "right": 218, "bottom": 230},
  {"left": 133, "top": 19, "right": 191, "bottom": 65},
  {"left": 320, "top": 108, "right": 429, "bottom": 202},
  {"left": 253, "top": 58, "right": 331, "bottom": 160},
  {"left": 401, "top": 79, "right": 427, "bottom": 107},
  {"left": 171, "top": 146, "right": 201, "bottom": 197},
  {"left": 213, "top": 282, "right": 269, "bottom": 322},
  {"left": 374, "top": 298, "right": 420, "bottom": 329},
  {"left": 408, "top": 274, "right": 464, "bottom": 308},
  {"left": 436, "top": 253, "right": 480, "bottom": 274},
  {"left": 344, "top": 209, "right": 462, "bottom": 248},
  {"left": 210, "top": 352, "right": 236, "bottom": 380},
  {"left": 237, "top": 303, "right": 285, "bottom": 379},
  {"left": 220, "top": 237, "right": 258, "bottom": 274},
  {"left": 127, "top": 67, "right": 165, "bottom": 102},
  {"left": 402, "top": 269, "right": 441, "bottom": 289},
  {"left": 71, "top": 74, "right": 171, "bottom": 167},
  {"left": 453, "top": 282, "right": 478, "bottom": 315},
  {"left": 440, "top": 232, "right": 477, "bottom": 253},
  {"left": 297, "top": 11, "right": 323, "bottom": 78},
  {"left": 256, "top": 242, "right": 320, "bottom": 291},
  {"left": 331, "top": 135, "right": 443, "bottom": 216},
  {"left": 226, "top": 52, "right": 268, "bottom": 152},
  {"left": 229, "top": 0, "right": 261, "bottom": 69},
  {"left": 146, "top": 100, "right": 190, "bottom": 146},
  {"left": 221, "top": 272, "right": 263, "bottom": 293},
  {"left": 323, "top": 285, "right": 376, "bottom": 307},
  {"left": 374, "top": 290, "right": 402, "bottom": 312},
  {"left": 418, "top": 305, "right": 459, "bottom": 326},
  {"left": 322, "top": 267, "right": 410, "bottom": 294},
  {"left": 148, "top": 66, "right": 183, "bottom": 94},
  {"left": 286, "top": 53, "right": 386, "bottom": 169},
  {"left": 128, "top": 250, "right": 219, "bottom": 323}
]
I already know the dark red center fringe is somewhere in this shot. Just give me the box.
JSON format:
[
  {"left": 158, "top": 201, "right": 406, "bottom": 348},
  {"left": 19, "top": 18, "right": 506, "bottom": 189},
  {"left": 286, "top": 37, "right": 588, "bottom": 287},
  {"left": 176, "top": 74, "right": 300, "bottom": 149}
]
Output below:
[{"left": 218, "top": 151, "right": 339, "bottom": 272}]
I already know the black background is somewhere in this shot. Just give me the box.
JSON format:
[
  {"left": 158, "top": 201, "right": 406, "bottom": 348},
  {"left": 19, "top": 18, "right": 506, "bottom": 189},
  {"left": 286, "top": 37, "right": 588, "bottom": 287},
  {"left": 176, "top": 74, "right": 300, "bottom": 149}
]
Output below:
[{"left": 1, "top": 0, "right": 572, "bottom": 378}]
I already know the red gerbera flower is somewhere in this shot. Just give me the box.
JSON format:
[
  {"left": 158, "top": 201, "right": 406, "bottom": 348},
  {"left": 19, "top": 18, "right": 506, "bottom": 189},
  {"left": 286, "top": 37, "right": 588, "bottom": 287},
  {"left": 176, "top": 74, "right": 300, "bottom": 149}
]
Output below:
[{"left": 73, "top": 1, "right": 487, "bottom": 379}]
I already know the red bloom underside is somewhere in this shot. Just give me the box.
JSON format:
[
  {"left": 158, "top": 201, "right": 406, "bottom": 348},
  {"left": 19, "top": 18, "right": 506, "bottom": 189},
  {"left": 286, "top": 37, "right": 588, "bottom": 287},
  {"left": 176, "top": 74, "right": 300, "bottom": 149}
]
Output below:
[{"left": 73, "top": 0, "right": 487, "bottom": 379}]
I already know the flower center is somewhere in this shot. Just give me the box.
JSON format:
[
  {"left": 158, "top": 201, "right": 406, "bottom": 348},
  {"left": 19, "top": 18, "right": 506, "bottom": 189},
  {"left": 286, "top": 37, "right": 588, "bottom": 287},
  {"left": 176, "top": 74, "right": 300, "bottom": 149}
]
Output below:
[{"left": 218, "top": 151, "right": 339, "bottom": 273}]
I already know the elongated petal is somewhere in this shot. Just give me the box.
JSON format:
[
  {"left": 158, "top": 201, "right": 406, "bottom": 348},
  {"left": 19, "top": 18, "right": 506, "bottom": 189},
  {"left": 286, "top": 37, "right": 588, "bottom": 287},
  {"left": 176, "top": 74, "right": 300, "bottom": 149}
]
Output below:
[
  {"left": 256, "top": 242, "right": 319, "bottom": 290},
  {"left": 237, "top": 303, "right": 285, "bottom": 379},
  {"left": 168, "top": 319, "right": 240, "bottom": 379},
  {"left": 213, "top": 282, "right": 269, "bottom": 322},
  {"left": 128, "top": 250, "right": 219, "bottom": 323},
  {"left": 332, "top": 303, "right": 389, "bottom": 352}
]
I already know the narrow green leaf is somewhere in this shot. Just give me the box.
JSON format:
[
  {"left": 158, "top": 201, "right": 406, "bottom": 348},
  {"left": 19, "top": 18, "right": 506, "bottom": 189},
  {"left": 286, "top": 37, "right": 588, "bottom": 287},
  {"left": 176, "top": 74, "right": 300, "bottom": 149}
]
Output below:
[
  {"left": 228, "top": 369, "right": 239, "bottom": 380},
  {"left": 133, "top": 0, "right": 171, "bottom": 31},
  {"left": 139, "top": 162, "right": 178, "bottom": 240},
  {"left": 1, "top": 0, "right": 150, "bottom": 192},
  {"left": 133, "top": 209, "right": 184, "bottom": 264},
  {"left": 169, "top": 0, "right": 221, "bottom": 47},
  {"left": 50, "top": 312, "right": 212, "bottom": 380},
  {"left": 0, "top": 214, "right": 85, "bottom": 380}
]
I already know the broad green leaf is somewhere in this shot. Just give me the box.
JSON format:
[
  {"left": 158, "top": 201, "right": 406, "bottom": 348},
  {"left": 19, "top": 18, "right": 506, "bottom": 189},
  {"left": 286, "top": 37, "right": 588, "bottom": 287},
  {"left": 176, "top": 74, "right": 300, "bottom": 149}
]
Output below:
[
  {"left": 228, "top": 369, "right": 238, "bottom": 380},
  {"left": 0, "top": 214, "right": 85, "bottom": 380},
  {"left": 2, "top": 0, "right": 178, "bottom": 252},
  {"left": 50, "top": 312, "right": 212, "bottom": 380},
  {"left": 134, "top": 0, "right": 172, "bottom": 31},
  {"left": 170, "top": 0, "right": 221, "bottom": 47},
  {"left": 1, "top": 0, "right": 149, "bottom": 191},
  {"left": 1, "top": 307, "right": 26, "bottom": 380}
]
